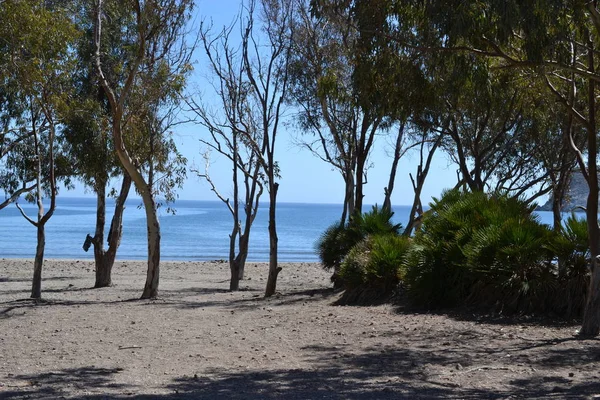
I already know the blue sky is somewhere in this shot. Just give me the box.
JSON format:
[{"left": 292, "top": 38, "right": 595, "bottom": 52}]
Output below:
[{"left": 65, "top": 0, "right": 459, "bottom": 206}]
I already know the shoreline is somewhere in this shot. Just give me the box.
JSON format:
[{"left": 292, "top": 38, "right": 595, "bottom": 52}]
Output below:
[{"left": 0, "top": 257, "right": 322, "bottom": 264}]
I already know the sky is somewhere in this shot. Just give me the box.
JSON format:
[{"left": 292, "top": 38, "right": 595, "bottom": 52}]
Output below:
[{"left": 64, "top": 0, "right": 460, "bottom": 207}]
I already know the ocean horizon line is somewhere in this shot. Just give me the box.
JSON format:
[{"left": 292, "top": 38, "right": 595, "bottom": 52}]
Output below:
[{"left": 52, "top": 195, "right": 416, "bottom": 208}]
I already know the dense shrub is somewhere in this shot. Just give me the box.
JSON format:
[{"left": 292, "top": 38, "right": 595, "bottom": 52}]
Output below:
[
  {"left": 337, "top": 234, "right": 411, "bottom": 304},
  {"left": 547, "top": 213, "right": 589, "bottom": 317},
  {"left": 316, "top": 205, "right": 402, "bottom": 284},
  {"left": 317, "top": 191, "right": 590, "bottom": 317},
  {"left": 404, "top": 189, "right": 571, "bottom": 314}
]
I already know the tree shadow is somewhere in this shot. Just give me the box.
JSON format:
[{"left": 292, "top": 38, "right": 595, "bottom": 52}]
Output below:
[
  {"left": 0, "top": 366, "right": 132, "bottom": 399},
  {"left": 263, "top": 287, "right": 338, "bottom": 306},
  {"left": 2, "top": 331, "right": 599, "bottom": 399},
  {"left": 0, "top": 276, "right": 75, "bottom": 283},
  {"left": 155, "top": 343, "right": 600, "bottom": 399},
  {"left": 391, "top": 301, "right": 583, "bottom": 330},
  {"left": 0, "top": 297, "right": 142, "bottom": 320},
  {"left": 160, "top": 287, "right": 231, "bottom": 295}
]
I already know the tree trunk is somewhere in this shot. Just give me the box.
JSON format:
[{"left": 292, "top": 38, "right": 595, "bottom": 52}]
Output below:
[
  {"left": 93, "top": 182, "right": 109, "bottom": 287},
  {"left": 355, "top": 158, "right": 366, "bottom": 216},
  {"left": 112, "top": 114, "right": 160, "bottom": 299},
  {"left": 140, "top": 192, "right": 161, "bottom": 299},
  {"left": 94, "top": 174, "right": 131, "bottom": 288},
  {"left": 236, "top": 232, "right": 250, "bottom": 281},
  {"left": 30, "top": 224, "right": 45, "bottom": 299},
  {"left": 345, "top": 170, "right": 356, "bottom": 222},
  {"left": 229, "top": 222, "right": 240, "bottom": 291},
  {"left": 383, "top": 123, "right": 405, "bottom": 213},
  {"left": 404, "top": 134, "right": 441, "bottom": 236},
  {"left": 230, "top": 261, "right": 241, "bottom": 291},
  {"left": 94, "top": 0, "right": 161, "bottom": 299},
  {"left": 581, "top": 41, "right": 600, "bottom": 336},
  {"left": 230, "top": 232, "right": 250, "bottom": 291},
  {"left": 404, "top": 177, "right": 424, "bottom": 236},
  {"left": 265, "top": 183, "right": 281, "bottom": 297}
]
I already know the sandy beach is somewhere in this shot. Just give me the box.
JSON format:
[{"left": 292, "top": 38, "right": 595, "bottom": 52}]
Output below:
[{"left": 1, "top": 258, "right": 600, "bottom": 399}]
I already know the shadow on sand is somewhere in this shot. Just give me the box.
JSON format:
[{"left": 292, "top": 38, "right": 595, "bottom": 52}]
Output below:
[{"left": 4, "top": 343, "right": 600, "bottom": 399}]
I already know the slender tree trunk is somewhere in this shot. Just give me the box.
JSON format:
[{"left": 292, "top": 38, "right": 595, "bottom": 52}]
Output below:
[
  {"left": 231, "top": 233, "right": 251, "bottom": 290},
  {"left": 345, "top": 170, "right": 356, "bottom": 222},
  {"left": 236, "top": 232, "right": 250, "bottom": 281},
  {"left": 551, "top": 191, "right": 563, "bottom": 233},
  {"left": 404, "top": 134, "right": 442, "bottom": 236},
  {"left": 94, "top": 0, "right": 161, "bottom": 299},
  {"left": 265, "top": 182, "right": 281, "bottom": 297},
  {"left": 113, "top": 121, "right": 161, "bottom": 299},
  {"left": 112, "top": 114, "right": 160, "bottom": 299},
  {"left": 340, "top": 176, "right": 350, "bottom": 225},
  {"left": 140, "top": 192, "right": 161, "bottom": 299},
  {"left": 229, "top": 237, "right": 240, "bottom": 291},
  {"left": 30, "top": 224, "right": 45, "bottom": 299},
  {"left": 94, "top": 174, "right": 132, "bottom": 288},
  {"left": 383, "top": 123, "right": 405, "bottom": 213},
  {"left": 355, "top": 157, "right": 366, "bottom": 216},
  {"left": 28, "top": 110, "right": 56, "bottom": 299},
  {"left": 93, "top": 182, "right": 109, "bottom": 286},
  {"left": 229, "top": 217, "right": 241, "bottom": 291},
  {"left": 404, "top": 174, "right": 424, "bottom": 237},
  {"left": 581, "top": 40, "right": 600, "bottom": 336}
]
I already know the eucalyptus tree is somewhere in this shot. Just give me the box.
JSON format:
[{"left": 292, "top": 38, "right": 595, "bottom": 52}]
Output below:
[
  {"left": 528, "top": 93, "right": 587, "bottom": 232},
  {"left": 0, "top": 0, "right": 78, "bottom": 298},
  {"left": 63, "top": 1, "right": 134, "bottom": 288},
  {"left": 432, "top": 57, "right": 550, "bottom": 200},
  {"left": 193, "top": 0, "right": 293, "bottom": 296},
  {"left": 94, "top": 0, "right": 193, "bottom": 298},
  {"left": 289, "top": 2, "right": 382, "bottom": 223},
  {"left": 291, "top": 0, "right": 428, "bottom": 223},
  {"left": 238, "top": 0, "right": 295, "bottom": 297},
  {"left": 189, "top": 16, "right": 266, "bottom": 291}
]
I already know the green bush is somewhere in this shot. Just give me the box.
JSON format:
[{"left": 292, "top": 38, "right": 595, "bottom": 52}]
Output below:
[
  {"left": 404, "top": 189, "right": 560, "bottom": 313},
  {"left": 546, "top": 213, "right": 589, "bottom": 317},
  {"left": 338, "top": 234, "right": 411, "bottom": 304},
  {"left": 315, "top": 205, "right": 402, "bottom": 277}
]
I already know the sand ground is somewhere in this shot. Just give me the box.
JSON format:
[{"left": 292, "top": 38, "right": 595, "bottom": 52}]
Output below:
[{"left": 1, "top": 258, "right": 600, "bottom": 399}]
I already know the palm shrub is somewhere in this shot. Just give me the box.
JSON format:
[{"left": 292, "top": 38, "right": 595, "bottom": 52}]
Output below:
[
  {"left": 404, "top": 190, "right": 493, "bottom": 308},
  {"left": 464, "top": 216, "right": 556, "bottom": 313},
  {"left": 404, "top": 189, "right": 558, "bottom": 313},
  {"left": 547, "top": 213, "right": 589, "bottom": 317},
  {"left": 316, "top": 205, "right": 402, "bottom": 285},
  {"left": 338, "top": 234, "right": 411, "bottom": 304}
]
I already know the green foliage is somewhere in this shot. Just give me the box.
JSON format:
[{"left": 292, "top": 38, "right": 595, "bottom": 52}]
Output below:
[
  {"left": 547, "top": 213, "right": 589, "bottom": 317},
  {"left": 549, "top": 213, "right": 589, "bottom": 275},
  {"left": 0, "top": 0, "right": 79, "bottom": 201},
  {"left": 316, "top": 205, "right": 402, "bottom": 273},
  {"left": 404, "top": 189, "right": 571, "bottom": 314},
  {"left": 315, "top": 205, "right": 407, "bottom": 302},
  {"left": 316, "top": 223, "right": 355, "bottom": 272},
  {"left": 340, "top": 234, "right": 411, "bottom": 287},
  {"left": 338, "top": 234, "right": 411, "bottom": 304}
]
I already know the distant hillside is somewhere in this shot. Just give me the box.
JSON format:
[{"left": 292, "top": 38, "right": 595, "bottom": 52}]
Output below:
[{"left": 538, "top": 171, "right": 589, "bottom": 211}]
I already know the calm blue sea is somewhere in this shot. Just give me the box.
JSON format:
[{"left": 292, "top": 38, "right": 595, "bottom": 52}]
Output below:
[{"left": 0, "top": 197, "right": 561, "bottom": 262}]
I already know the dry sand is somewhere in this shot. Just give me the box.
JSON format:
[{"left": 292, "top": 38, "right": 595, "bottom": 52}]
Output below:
[{"left": 1, "top": 258, "right": 600, "bottom": 399}]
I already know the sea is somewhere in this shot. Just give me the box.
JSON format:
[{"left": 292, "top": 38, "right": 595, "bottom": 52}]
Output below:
[{"left": 0, "top": 197, "right": 564, "bottom": 262}]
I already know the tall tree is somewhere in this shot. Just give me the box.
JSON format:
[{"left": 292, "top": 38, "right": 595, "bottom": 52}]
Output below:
[
  {"left": 240, "top": 0, "right": 295, "bottom": 297},
  {"left": 291, "top": 0, "right": 427, "bottom": 223},
  {"left": 64, "top": 1, "right": 134, "bottom": 287},
  {"left": 0, "top": 0, "right": 78, "bottom": 298},
  {"left": 94, "top": 0, "right": 193, "bottom": 298},
  {"left": 189, "top": 16, "right": 266, "bottom": 291}
]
